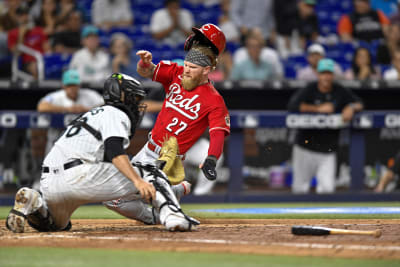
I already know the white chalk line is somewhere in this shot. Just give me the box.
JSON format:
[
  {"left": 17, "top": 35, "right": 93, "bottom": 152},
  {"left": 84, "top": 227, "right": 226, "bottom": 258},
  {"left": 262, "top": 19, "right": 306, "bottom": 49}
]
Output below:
[{"left": 3, "top": 234, "right": 400, "bottom": 252}]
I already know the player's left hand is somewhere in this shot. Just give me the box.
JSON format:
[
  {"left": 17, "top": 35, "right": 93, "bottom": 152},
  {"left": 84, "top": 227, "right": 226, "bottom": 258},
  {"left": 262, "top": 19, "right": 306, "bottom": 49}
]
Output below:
[{"left": 200, "top": 156, "right": 217, "bottom": 181}]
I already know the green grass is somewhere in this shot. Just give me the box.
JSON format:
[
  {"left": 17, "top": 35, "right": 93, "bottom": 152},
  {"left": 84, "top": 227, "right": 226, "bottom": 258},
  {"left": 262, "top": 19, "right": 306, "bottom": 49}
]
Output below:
[
  {"left": 1, "top": 202, "right": 400, "bottom": 220},
  {"left": 0, "top": 247, "right": 399, "bottom": 267}
]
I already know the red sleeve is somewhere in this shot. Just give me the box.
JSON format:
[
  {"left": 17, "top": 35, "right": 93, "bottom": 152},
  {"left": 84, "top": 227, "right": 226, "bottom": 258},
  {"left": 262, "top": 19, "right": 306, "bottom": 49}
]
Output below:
[
  {"left": 337, "top": 15, "right": 352, "bottom": 35},
  {"left": 377, "top": 10, "right": 390, "bottom": 25},
  {"left": 152, "top": 60, "right": 181, "bottom": 92},
  {"left": 7, "top": 29, "right": 18, "bottom": 50},
  {"left": 208, "top": 130, "right": 225, "bottom": 159},
  {"left": 208, "top": 97, "right": 230, "bottom": 136}
]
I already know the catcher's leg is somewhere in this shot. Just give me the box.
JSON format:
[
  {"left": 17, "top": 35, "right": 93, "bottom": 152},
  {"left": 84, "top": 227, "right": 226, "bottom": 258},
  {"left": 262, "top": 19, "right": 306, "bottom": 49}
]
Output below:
[
  {"left": 139, "top": 165, "right": 199, "bottom": 231},
  {"left": 103, "top": 181, "right": 191, "bottom": 224},
  {"left": 5, "top": 187, "right": 60, "bottom": 233}
]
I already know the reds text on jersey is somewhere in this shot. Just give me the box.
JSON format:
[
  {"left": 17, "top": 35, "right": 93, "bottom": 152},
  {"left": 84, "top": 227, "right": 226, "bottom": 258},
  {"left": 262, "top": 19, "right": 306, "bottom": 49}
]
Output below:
[{"left": 152, "top": 61, "right": 230, "bottom": 154}]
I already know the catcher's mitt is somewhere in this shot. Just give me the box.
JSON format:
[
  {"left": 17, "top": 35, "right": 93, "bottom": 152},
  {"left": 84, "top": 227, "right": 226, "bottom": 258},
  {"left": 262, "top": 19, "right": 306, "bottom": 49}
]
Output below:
[{"left": 155, "top": 136, "right": 185, "bottom": 184}]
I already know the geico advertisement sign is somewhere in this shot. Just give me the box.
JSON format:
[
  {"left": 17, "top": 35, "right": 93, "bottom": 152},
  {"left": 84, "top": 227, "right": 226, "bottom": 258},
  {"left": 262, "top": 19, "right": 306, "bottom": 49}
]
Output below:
[
  {"left": 0, "top": 113, "right": 52, "bottom": 128},
  {"left": 385, "top": 114, "right": 400, "bottom": 127},
  {"left": 286, "top": 114, "right": 344, "bottom": 128}
]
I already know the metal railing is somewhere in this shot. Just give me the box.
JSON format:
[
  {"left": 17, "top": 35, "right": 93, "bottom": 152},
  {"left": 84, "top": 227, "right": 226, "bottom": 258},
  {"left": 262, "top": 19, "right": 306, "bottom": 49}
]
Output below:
[{"left": 11, "top": 44, "right": 44, "bottom": 82}]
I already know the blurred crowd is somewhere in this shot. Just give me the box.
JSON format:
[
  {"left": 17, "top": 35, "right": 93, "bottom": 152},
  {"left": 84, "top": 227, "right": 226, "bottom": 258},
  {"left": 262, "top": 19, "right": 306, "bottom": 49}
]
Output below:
[{"left": 1, "top": 0, "right": 400, "bottom": 83}]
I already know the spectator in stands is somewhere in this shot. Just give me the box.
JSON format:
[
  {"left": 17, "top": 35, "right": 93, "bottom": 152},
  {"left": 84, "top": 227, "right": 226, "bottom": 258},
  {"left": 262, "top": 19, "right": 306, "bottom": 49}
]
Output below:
[
  {"left": 26, "top": 0, "right": 42, "bottom": 22},
  {"left": 288, "top": 59, "right": 364, "bottom": 194},
  {"left": 297, "top": 0, "right": 319, "bottom": 50},
  {"left": 297, "top": 44, "right": 343, "bottom": 81},
  {"left": 375, "top": 152, "right": 400, "bottom": 193},
  {"left": 150, "top": 0, "right": 194, "bottom": 47},
  {"left": 110, "top": 32, "right": 141, "bottom": 81},
  {"left": 230, "top": 0, "right": 275, "bottom": 45},
  {"left": 56, "top": 0, "right": 80, "bottom": 27},
  {"left": 344, "top": 46, "right": 380, "bottom": 80},
  {"left": 0, "top": 0, "right": 22, "bottom": 75},
  {"left": 69, "top": 25, "right": 110, "bottom": 84},
  {"left": 233, "top": 28, "right": 283, "bottom": 79},
  {"left": 51, "top": 10, "right": 82, "bottom": 54},
  {"left": 92, "top": 0, "right": 133, "bottom": 32},
  {"left": 337, "top": 0, "right": 390, "bottom": 43},
  {"left": 0, "top": 0, "right": 22, "bottom": 32},
  {"left": 7, "top": 3, "right": 50, "bottom": 79},
  {"left": 230, "top": 32, "right": 278, "bottom": 81},
  {"left": 377, "top": 23, "right": 400, "bottom": 64},
  {"left": 218, "top": 0, "right": 240, "bottom": 43},
  {"left": 37, "top": 69, "right": 104, "bottom": 155},
  {"left": 274, "top": 0, "right": 300, "bottom": 59},
  {"left": 34, "top": 0, "right": 57, "bottom": 36},
  {"left": 383, "top": 49, "right": 400, "bottom": 80},
  {"left": 274, "top": 0, "right": 319, "bottom": 59}
]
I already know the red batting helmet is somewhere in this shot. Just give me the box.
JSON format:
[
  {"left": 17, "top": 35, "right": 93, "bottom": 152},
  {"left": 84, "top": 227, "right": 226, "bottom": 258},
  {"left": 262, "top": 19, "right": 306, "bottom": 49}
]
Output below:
[{"left": 184, "top": 23, "right": 226, "bottom": 56}]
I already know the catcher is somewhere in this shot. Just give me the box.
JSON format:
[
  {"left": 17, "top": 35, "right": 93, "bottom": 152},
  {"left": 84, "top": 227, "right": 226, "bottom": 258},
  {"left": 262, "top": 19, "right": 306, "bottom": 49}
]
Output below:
[
  {"left": 103, "top": 23, "right": 230, "bottom": 224},
  {"left": 6, "top": 73, "right": 198, "bottom": 233}
]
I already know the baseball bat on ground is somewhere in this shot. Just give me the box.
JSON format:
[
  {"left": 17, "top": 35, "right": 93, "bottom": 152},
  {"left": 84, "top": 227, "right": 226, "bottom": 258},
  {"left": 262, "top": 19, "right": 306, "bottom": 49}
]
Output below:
[{"left": 291, "top": 225, "right": 382, "bottom": 238}]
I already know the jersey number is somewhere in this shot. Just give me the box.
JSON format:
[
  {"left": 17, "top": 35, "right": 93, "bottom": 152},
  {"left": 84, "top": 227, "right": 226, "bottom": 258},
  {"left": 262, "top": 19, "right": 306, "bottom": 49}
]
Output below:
[
  {"left": 166, "top": 117, "right": 188, "bottom": 135},
  {"left": 65, "top": 107, "right": 104, "bottom": 138},
  {"left": 66, "top": 117, "right": 88, "bottom": 138}
]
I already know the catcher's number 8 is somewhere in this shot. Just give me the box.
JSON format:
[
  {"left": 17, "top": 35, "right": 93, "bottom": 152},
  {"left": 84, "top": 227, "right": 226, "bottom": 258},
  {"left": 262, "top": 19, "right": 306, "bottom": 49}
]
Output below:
[{"left": 166, "top": 117, "right": 188, "bottom": 135}]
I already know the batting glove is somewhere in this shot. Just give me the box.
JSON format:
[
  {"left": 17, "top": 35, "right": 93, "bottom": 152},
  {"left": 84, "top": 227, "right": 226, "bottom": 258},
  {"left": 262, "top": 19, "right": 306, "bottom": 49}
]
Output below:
[{"left": 201, "top": 155, "right": 217, "bottom": 181}]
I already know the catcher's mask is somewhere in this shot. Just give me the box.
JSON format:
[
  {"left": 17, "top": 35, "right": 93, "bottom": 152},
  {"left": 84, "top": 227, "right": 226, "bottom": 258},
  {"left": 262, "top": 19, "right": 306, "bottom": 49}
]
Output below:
[{"left": 103, "top": 73, "right": 147, "bottom": 126}]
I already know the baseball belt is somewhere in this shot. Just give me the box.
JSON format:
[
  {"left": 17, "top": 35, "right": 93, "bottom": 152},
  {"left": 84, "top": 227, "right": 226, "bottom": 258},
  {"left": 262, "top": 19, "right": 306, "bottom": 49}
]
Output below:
[{"left": 42, "top": 159, "right": 83, "bottom": 174}]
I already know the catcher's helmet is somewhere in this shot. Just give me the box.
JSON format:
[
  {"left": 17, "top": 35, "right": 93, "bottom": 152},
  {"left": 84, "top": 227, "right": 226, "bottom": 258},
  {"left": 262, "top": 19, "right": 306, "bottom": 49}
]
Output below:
[
  {"left": 103, "top": 73, "right": 146, "bottom": 108},
  {"left": 184, "top": 23, "right": 226, "bottom": 56}
]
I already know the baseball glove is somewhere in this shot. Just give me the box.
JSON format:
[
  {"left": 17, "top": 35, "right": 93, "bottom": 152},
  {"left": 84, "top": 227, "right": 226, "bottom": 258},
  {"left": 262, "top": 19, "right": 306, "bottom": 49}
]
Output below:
[{"left": 155, "top": 136, "right": 185, "bottom": 185}]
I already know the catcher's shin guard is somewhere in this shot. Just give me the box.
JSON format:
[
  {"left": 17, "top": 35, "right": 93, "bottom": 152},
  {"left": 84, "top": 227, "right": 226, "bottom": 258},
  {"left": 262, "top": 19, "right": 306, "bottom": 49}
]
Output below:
[{"left": 136, "top": 163, "right": 199, "bottom": 231}]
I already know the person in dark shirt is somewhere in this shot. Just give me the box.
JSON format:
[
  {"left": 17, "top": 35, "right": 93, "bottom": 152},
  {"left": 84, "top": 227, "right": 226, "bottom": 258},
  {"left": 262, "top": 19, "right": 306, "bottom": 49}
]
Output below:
[
  {"left": 338, "top": 0, "right": 390, "bottom": 43},
  {"left": 52, "top": 10, "right": 82, "bottom": 54},
  {"left": 288, "top": 58, "right": 363, "bottom": 194},
  {"left": 375, "top": 152, "right": 400, "bottom": 193}
]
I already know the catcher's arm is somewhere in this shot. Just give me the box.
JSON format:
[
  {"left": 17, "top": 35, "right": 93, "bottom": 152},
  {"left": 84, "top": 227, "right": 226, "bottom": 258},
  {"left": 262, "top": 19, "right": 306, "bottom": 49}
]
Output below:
[{"left": 136, "top": 50, "right": 156, "bottom": 79}]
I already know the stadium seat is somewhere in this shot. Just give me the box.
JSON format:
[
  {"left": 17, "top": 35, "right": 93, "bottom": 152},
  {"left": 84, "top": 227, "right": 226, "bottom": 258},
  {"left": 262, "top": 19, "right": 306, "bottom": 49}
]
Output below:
[{"left": 44, "top": 54, "right": 72, "bottom": 80}]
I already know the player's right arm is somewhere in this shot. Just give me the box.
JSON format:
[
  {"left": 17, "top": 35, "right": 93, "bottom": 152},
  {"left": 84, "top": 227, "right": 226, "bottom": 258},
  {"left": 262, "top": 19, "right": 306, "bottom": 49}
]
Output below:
[{"left": 136, "top": 50, "right": 156, "bottom": 79}]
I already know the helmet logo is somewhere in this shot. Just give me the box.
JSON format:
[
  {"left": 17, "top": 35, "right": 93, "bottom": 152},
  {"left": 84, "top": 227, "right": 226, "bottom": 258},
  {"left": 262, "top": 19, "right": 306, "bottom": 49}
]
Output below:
[{"left": 202, "top": 24, "right": 211, "bottom": 31}]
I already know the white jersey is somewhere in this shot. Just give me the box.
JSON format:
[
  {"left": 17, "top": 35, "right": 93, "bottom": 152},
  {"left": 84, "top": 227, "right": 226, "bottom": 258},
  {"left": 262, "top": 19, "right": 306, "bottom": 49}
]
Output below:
[
  {"left": 43, "top": 105, "right": 131, "bottom": 166},
  {"left": 39, "top": 88, "right": 104, "bottom": 154}
]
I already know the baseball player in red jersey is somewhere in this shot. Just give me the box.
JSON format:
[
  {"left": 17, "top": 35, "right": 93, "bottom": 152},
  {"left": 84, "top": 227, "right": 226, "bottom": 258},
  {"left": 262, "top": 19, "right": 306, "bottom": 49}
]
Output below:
[
  {"left": 104, "top": 23, "right": 230, "bottom": 224},
  {"left": 139, "top": 23, "right": 230, "bottom": 177}
]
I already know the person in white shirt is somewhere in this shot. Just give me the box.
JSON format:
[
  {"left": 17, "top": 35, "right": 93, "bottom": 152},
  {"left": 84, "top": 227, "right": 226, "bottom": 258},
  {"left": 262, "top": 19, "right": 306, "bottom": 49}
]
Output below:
[
  {"left": 297, "top": 44, "right": 343, "bottom": 81},
  {"left": 150, "top": 0, "right": 194, "bottom": 47},
  {"left": 37, "top": 69, "right": 104, "bottom": 156},
  {"left": 383, "top": 50, "right": 400, "bottom": 80},
  {"left": 232, "top": 28, "right": 283, "bottom": 78},
  {"left": 92, "top": 0, "right": 133, "bottom": 31},
  {"left": 69, "top": 25, "right": 110, "bottom": 84}
]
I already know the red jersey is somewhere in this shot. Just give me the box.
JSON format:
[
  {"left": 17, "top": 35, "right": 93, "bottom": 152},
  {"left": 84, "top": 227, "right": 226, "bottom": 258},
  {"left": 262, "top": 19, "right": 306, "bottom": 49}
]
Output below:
[
  {"left": 8, "top": 26, "right": 47, "bottom": 63},
  {"left": 151, "top": 60, "right": 230, "bottom": 154}
]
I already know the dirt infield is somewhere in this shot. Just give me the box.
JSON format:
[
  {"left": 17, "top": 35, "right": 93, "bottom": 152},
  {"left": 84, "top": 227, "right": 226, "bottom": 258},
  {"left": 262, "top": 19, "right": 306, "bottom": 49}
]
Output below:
[{"left": 1, "top": 219, "right": 400, "bottom": 259}]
